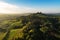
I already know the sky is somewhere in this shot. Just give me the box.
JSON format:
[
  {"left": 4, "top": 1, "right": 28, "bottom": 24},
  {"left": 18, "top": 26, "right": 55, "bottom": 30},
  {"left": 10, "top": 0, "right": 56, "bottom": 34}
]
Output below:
[{"left": 0, "top": 0, "right": 60, "bottom": 14}]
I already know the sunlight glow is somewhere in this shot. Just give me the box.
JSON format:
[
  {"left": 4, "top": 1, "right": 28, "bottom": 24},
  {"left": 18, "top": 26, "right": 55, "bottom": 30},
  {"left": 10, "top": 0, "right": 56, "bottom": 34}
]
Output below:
[
  {"left": 0, "top": 1, "right": 60, "bottom": 14},
  {"left": 0, "top": 1, "right": 37, "bottom": 14}
]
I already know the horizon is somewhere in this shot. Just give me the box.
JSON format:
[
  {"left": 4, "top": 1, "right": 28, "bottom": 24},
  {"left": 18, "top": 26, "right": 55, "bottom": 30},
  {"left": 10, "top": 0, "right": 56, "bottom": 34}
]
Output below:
[
  {"left": 0, "top": 12, "right": 60, "bottom": 14},
  {"left": 0, "top": 0, "right": 60, "bottom": 14}
]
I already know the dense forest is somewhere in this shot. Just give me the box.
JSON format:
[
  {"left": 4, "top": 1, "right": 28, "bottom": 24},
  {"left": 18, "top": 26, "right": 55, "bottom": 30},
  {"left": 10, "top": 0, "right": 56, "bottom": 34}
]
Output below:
[{"left": 0, "top": 12, "right": 60, "bottom": 40}]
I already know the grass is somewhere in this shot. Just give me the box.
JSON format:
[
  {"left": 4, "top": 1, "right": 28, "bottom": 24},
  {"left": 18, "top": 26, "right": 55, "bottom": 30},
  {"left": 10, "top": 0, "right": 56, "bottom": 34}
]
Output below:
[
  {"left": 7, "top": 29, "right": 24, "bottom": 40},
  {"left": 0, "top": 32, "right": 7, "bottom": 40}
]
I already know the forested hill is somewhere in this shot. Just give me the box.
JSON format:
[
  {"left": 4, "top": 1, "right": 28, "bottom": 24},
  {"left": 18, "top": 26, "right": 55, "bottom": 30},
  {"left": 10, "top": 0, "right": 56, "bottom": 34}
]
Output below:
[{"left": 0, "top": 13, "right": 60, "bottom": 40}]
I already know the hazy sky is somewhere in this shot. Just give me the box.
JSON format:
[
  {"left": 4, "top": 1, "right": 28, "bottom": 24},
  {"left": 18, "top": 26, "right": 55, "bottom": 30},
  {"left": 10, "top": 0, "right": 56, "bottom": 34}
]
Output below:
[{"left": 0, "top": 0, "right": 60, "bottom": 14}]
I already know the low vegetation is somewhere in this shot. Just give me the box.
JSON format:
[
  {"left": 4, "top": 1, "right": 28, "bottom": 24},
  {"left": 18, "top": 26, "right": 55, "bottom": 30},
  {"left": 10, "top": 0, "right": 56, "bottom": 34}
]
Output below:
[{"left": 0, "top": 13, "right": 60, "bottom": 40}]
